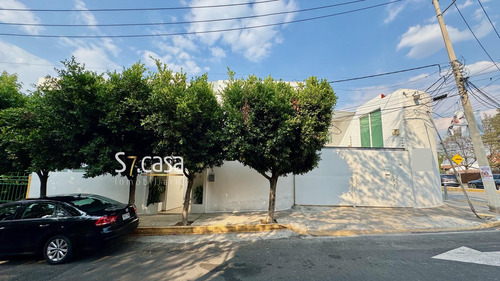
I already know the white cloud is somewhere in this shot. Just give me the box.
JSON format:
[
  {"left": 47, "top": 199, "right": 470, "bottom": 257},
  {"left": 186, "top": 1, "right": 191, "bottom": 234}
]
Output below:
[
  {"left": 481, "top": 108, "right": 498, "bottom": 118},
  {"left": 211, "top": 47, "right": 226, "bottom": 59},
  {"left": 458, "top": 0, "right": 474, "bottom": 9},
  {"left": 397, "top": 19, "right": 492, "bottom": 58},
  {"left": 142, "top": 50, "right": 202, "bottom": 75},
  {"left": 74, "top": 0, "right": 98, "bottom": 29},
  {"left": 50, "top": 1, "right": 120, "bottom": 72},
  {"left": 146, "top": 37, "right": 204, "bottom": 75},
  {"left": 72, "top": 44, "right": 120, "bottom": 71},
  {"left": 0, "top": 0, "right": 43, "bottom": 35},
  {"left": 384, "top": 3, "right": 406, "bottom": 24},
  {"left": 101, "top": 38, "right": 120, "bottom": 57},
  {"left": 185, "top": 0, "right": 297, "bottom": 62},
  {"left": 383, "top": 0, "right": 424, "bottom": 24},
  {"left": 0, "top": 40, "right": 55, "bottom": 90},
  {"left": 465, "top": 61, "right": 500, "bottom": 76}
]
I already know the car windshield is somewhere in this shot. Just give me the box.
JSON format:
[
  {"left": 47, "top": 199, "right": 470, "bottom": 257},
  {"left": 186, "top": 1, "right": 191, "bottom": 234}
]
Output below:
[{"left": 66, "top": 195, "right": 122, "bottom": 213}]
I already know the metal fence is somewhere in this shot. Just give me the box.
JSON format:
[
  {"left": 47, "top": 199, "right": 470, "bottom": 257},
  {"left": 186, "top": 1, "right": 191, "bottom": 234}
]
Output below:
[{"left": 0, "top": 173, "right": 31, "bottom": 203}]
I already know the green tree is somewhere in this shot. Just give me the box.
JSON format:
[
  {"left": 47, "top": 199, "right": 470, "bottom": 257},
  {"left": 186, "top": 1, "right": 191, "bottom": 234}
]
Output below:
[
  {"left": 144, "top": 61, "right": 225, "bottom": 225},
  {"left": 442, "top": 135, "right": 476, "bottom": 171},
  {"left": 0, "top": 71, "right": 25, "bottom": 110},
  {"left": 222, "top": 74, "right": 337, "bottom": 223},
  {"left": 30, "top": 57, "right": 105, "bottom": 196},
  {"left": 0, "top": 71, "right": 27, "bottom": 174},
  {"left": 0, "top": 94, "right": 76, "bottom": 196},
  {"left": 437, "top": 152, "right": 445, "bottom": 173},
  {"left": 483, "top": 110, "right": 500, "bottom": 172},
  {"left": 83, "top": 62, "right": 155, "bottom": 204}
]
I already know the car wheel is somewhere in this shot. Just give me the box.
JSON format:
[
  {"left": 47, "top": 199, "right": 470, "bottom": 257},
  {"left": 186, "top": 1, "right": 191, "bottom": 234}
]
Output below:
[
  {"left": 43, "top": 235, "right": 73, "bottom": 264},
  {"left": 468, "top": 183, "right": 476, "bottom": 189}
]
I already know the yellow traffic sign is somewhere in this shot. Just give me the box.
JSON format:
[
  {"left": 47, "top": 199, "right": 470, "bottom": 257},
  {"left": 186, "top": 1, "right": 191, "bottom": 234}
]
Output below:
[{"left": 452, "top": 154, "right": 463, "bottom": 165}]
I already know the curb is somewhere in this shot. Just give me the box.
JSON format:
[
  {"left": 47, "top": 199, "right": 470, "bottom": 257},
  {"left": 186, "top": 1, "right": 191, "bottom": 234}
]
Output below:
[
  {"left": 134, "top": 223, "right": 288, "bottom": 235},
  {"left": 298, "top": 221, "right": 500, "bottom": 237},
  {"left": 134, "top": 220, "right": 500, "bottom": 237},
  {"left": 443, "top": 187, "right": 500, "bottom": 193}
]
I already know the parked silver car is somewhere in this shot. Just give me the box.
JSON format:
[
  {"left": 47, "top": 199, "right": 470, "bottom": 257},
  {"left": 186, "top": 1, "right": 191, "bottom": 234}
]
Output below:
[{"left": 440, "top": 174, "right": 460, "bottom": 187}]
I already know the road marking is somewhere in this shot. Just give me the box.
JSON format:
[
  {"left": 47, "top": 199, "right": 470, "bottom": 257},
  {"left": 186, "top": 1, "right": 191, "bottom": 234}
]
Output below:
[
  {"left": 432, "top": 246, "right": 500, "bottom": 267},
  {"left": 453, "top": 199, "right": 489, "bottom": 207}
]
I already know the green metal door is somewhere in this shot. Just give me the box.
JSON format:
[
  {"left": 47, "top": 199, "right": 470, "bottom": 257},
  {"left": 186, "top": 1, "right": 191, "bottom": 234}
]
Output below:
[{"left": 370, "top": 110, "right": 383, "bottom": 147}]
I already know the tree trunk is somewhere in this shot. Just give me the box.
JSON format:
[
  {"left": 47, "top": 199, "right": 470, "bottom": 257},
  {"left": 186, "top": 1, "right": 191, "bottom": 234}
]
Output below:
[
  {"left": 128, "top": 173, "right": 137, "bottom": 205},
  {"left": 265, "top": 173, "right": 279, "bottom": 224},
  {"left": 182, "top": 175, "right": 195, "bottom": 226},
  {"left": 36, "top": 170, "right": 49, "bottom": 197}
]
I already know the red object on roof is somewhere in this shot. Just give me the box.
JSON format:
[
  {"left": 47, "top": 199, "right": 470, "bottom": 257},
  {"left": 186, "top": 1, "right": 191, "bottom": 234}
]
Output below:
[{"left": 381, "top": 94, "right": 386, "bottom": 98}]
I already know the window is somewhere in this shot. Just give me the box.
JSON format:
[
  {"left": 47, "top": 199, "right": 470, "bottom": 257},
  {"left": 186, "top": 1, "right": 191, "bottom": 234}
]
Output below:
[
  {"left": 0, "top": 204, "right": 21, "bottom": 221},
  {"left": 54, "top": 206, "right": 71, "bottom": 217},
  {"left": 360, "top": 109, "right": 383, "bottom": 148},
  {"left": 21, "top": 203, "right": 56, "bottom": 219},
  {"left": 68, "top": 196, "right": 118, "bottom": 213}
]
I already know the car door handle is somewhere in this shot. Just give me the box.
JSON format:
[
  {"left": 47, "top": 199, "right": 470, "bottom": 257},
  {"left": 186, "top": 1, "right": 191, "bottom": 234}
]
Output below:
[
  {"left": 39, "top": 224, "right": 50, "bottom": 228},
  {"left": 0, "top": 227, "right": 5, "bottom": 230}
]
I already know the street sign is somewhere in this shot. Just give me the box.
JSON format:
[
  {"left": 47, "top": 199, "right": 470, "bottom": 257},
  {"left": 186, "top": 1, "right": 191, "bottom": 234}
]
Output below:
[{"left": 452, "top": 154, "right": 463, "bottom": 165}]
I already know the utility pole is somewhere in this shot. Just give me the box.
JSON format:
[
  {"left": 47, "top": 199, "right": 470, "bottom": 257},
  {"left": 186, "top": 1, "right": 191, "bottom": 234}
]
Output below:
[{"left": 432, "top": 0, "right": 500, "bottom": 213}]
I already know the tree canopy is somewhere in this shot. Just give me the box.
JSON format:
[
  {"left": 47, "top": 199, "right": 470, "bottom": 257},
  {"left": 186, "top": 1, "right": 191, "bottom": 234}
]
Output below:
[
  {"left": 144, "top": 61, "right": 225, "bottom": 225},
  {"left": 483, "top": 110, "right": 500, "bottom": 172},
  {"left": 0, "top": 71, "right": 27, "bottom": 174},
  {"left": 222, "top": 73, "right": 337, "bottom": 223},
  {"left": 2, "top": 58, "right": 106, "bottom": 196},
  {"left": 0, "top": 71, "right": 25, "bottom": 110},
  {"left": 82, "top": 62, "right": 155, "bottom": 204}
]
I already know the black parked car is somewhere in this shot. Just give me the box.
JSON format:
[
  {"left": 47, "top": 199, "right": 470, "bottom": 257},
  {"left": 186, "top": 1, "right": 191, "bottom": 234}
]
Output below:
[
  {"left": 440, "top": 174, "right": 460, "bottom": 187},
  {"left": 0, "top": 194, "right": 139, "bottom": 264},
  {"left": 467, "top": 174, "right": 500, "bottom": 190}
]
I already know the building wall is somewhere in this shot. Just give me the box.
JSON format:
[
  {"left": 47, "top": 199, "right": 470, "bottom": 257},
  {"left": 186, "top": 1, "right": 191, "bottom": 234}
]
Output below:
[
  {"left": 303, "top": 89, "right": 442, "bottom": 208},
  {"left": 295, "top": 147, "right": 442, "bottom": 207},
  {"left": 26, "top": 87, "right": 442, "bottom": 213},
  {"left": 204, "top": 161, "right": 294, "bottom": 212},
  {"left": 28, "top": 171, "right": 159, "bottom": 214},
  {"left": 335, "top": 89, "right": 434, "bottom": 149}
]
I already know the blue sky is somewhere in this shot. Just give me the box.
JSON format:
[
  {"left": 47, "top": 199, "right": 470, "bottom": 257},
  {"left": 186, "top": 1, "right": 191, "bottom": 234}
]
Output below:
[{"left": 0, "top": 0, "right": 499, "bottom": 132}]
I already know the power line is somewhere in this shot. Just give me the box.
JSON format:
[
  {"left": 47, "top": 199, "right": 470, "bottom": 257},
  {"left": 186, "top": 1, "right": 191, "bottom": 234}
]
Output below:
[
  {"left": 0, "top": 0, "right": 279, "bottom": 12},
  {"left": 334, "top": 92, "right": 461, "bottom": 122},
  {"left": 454, "top": 3, "right": 500, "bottom": 72},
  {"left": 467, "top": 80, "right": 500, "bottom": 108},
  {"left": 328, "top": 63, "right": 443, "bottom": 84},
  {"left": 0, "top": 0, "right": 401, "bottom": 38},
  {"left": 335, "top": 73, "right": 453, "bottom": 112},
  {"left": 333, "top": 68, "right": 447, "bottom": 92},
  {"left": 441, "top": 0, "right": 457, "bottom": 15},
  {"left": 0, "top": 0, "right": 365, "bottom": 28},
  {"left": 477, "top": 0, "right": 500, "bottom": 39}
]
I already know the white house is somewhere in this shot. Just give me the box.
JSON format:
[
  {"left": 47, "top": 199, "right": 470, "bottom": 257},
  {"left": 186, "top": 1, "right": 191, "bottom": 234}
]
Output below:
[{"left": 29, "top": 88, "right": 442, "bottom": 213}]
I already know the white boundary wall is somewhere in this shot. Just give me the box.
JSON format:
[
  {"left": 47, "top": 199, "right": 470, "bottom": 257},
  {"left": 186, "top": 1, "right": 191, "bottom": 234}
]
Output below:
[
  {"left": 295, "top": 147, "right": 442, "bottom": 208},
  {"left": 204, "top": 161, "right": 294, "bottom": 212},
  {"left": 28, "top": 171, "right": 159, "bottom": 214}
]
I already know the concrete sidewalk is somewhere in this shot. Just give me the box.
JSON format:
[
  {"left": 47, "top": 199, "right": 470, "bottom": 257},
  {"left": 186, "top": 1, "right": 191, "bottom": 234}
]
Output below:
[{"left": 135, "top": 201, "right": 500, "bottom": 237}]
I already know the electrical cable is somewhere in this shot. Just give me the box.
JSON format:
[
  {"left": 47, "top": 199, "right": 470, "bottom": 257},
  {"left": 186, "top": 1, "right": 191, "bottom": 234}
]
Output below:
[
  {"left": 329, "top": 63, "right": 443, "bottom": 84},
  {"left": 467, "top": 80, "right": 500, "bottom": 107},
  {"left": 477, "top": 0, "right": 500, "bottom": 39},
  {"left": 441, "top": 0, "right": 457, "bottom": 15},
  {"left": 0, "top": 0, "right": 402, "bottom": 38},
  {"left": 0, "top": 0, "right": 280, "bottom": 12},
  {"left": 0, "top": 0, "right": 366, "bottom": 28},
  {"left": 454, "top": 3, "right": 500, "bottom": 72}
]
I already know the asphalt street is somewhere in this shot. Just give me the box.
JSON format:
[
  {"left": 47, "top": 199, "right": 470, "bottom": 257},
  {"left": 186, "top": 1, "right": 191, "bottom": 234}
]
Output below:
[{"left": 1, "top": 229, "right": 500, "bottom": 281}]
